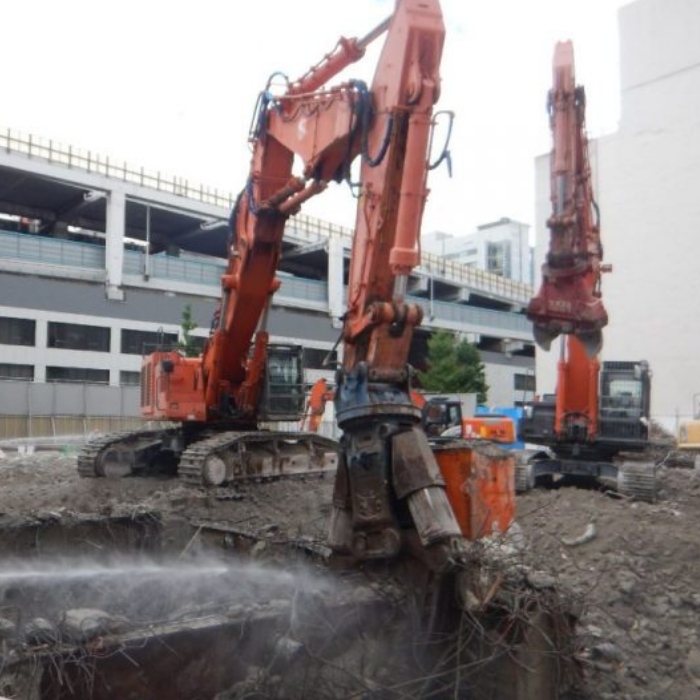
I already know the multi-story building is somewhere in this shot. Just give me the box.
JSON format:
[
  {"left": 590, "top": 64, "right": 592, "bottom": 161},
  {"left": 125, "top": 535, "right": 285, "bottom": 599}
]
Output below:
[
  {"left": 535, "top": 0, "right": 700, "bottom": 432},
  {"left": 0, "top": 129, "right": 536, "bottom": 438},
  {"left": 423, "top": 218, "right": 532, "bottom": 284}
]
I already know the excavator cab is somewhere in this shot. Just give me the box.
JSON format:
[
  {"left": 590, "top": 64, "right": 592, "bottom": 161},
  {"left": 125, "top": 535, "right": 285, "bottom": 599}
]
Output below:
[
  {"left": 597, "top": 360, "right": 651, "bottom": 446},
  {"left": 421, "top": 398, "right": 463, "bottom": 436},
  {"left": 520, "top": 360, "right": 651, "bottom": 455},
  {"left": 259, "top": 344, "right": 306, "bottom": 420}
]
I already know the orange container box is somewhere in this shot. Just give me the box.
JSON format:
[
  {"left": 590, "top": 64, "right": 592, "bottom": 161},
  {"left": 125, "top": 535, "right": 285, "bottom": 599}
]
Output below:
[{"left": 433, "top": 440, "right": 516, "bottom": 539}]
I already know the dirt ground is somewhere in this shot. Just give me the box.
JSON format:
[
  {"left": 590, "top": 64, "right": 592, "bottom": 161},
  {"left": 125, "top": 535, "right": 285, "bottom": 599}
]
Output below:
[
  {"left": 0, "top": 449, "right": 698, "bottom": 699},
  {"left": 517, "top": 465, "right": 700, "bottom": 700}
]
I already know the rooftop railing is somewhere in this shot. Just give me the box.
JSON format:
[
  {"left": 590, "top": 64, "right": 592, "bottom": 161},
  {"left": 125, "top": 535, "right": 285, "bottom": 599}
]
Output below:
[
  {"left": 285, "top": 213, "right": 534, "bottom": 304},
  {"left": 0, "top": 127, "right": 236, "bottom": 209}
]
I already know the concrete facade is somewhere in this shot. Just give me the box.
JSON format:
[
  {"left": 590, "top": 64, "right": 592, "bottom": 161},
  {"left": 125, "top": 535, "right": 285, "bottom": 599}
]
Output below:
[
  {"left": 535, "top": 0, "right": 700, "bottom": 431},
  {"left": 423, "top": 218, "right": 533, "bottom": 284},
  {"left": 0, "top": 127, "right": 536, "bottom": 427}
]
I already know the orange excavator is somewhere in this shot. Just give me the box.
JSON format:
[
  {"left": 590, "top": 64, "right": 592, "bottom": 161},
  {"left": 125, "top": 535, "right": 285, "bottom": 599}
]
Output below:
[
  {"left": 319, "top": 0, "right": 511, "bottom": 564},
  {"left": 79, "top": 0, "right": 515, "bottom": 559},
  {"left": 518, "top": 41, "right": 654, "bottom": 501}
]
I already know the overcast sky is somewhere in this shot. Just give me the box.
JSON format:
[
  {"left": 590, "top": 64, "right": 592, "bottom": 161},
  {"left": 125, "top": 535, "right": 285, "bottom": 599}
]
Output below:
[{"left": 2, "top": 0, "right": 629, "bottom": 239}]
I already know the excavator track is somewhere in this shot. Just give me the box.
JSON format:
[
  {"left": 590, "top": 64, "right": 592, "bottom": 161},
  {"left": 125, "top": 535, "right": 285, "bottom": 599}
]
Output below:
[
  {"left": 77, "top": 429, "right": 177, "bottom": 478},
  {"left": 177, "top": 430, "right": 339, "bottom": 487},
  {"left": 514, "top": 460, "right": 534, "bottom": 494},
  {"left": 617, "top": 462, "right": 657, "bottom": 503},
  {"left": 78, "top": 428, "right": 339, "bottom": 487},
  {"left": 77, "top": 432, "right": 122, "bottom": 478}
]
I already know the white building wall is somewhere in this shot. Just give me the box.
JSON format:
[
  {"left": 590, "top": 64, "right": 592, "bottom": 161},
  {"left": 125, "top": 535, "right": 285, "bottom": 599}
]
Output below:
[
  {"left": 0, "top": 305, "right": 336, "bottom": 390},
  {"left": 482, "top": 360, "right": 535, "bottom": 407},
  {"left": 423, "top": 219, "right": 532, "bottom": 284},
  {"left": 535, "top": 0, "right": 700, "bottom": 431}
]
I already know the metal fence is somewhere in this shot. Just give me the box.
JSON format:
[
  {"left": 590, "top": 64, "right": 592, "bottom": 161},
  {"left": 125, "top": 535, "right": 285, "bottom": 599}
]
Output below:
[
  {"left": 0, "top": 230, "right": 105, "bottom": 270},
  {"left": 0, "top": 127, "right": 235, "bottom": 209},
  {"left": 0, "top": 380, "right": 155, "bottom": 441},
  {"left": 286, "top": 213, "right": 534, "bottom": 304}
]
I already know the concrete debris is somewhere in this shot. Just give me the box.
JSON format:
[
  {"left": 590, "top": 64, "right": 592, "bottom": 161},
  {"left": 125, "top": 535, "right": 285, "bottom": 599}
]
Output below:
[
  {"left": 0, "top": 447, "right": 696, "bottom": 699},
  {"left": 0, "top": 618, "right": 17, "bottom": 639},
  {"left": 561, "top": 522, "right": 597, "bottom": 547},
  {"left": 686, "top": 648, "right": 700, "bottom": 686},
  {"left": 60, "top": 608, "right": 128, "bottom": 642},
  {"left": 23, "top": 617, "right": 57, "bottom": 645},
  {"left": 591, "top": 642, "right": 623, "bottom": 663},
  {"left": 525, "top": 569, "right": 557, "bottom": 590},
  {"left": 520, "top": 467, "right": 700, "bottom": 699},
  {"left": 617, "top": 571, "right": 639, "bottom": 595},
  {"left": 250, "top": 540, "right": 268, "bottom": 558}
]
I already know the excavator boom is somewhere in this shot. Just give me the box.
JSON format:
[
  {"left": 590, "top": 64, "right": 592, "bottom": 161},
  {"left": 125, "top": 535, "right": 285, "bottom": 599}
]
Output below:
[
  {"left": 518, "top": 42, "right": 655, "bottom": 503},
  {"left": 329, "top": 0, "right": 466, "bottom": 564},
  {"left": 527, "top": 41, "right": 608, "bottom": 357}
]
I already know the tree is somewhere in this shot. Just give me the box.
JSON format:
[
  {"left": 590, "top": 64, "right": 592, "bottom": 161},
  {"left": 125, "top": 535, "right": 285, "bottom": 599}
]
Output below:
[
  {"left": 418, "top": 330, "right": 489, "bottom": 403},
  {"left": 178, "top": 304, "right": 199, "bottom": 357}
]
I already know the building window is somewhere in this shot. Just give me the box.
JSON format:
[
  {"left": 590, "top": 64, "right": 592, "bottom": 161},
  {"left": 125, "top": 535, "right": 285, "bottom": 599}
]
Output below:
[
  {"left": 119, "top": 371, "right": 141, "bottom": 386},
  {"left": 46, "top": 366, "right": 109, "bottom": 384},
  {"left": 0, "top": 363, "right": 34, "bottom": 381},
  {"left": 514, "top": 373, "right": 536, "bottom": 392},
  {"left": 121, "top": 329, "right": 178, "bottom": 355},
  {"left": 48, "top": 322, "right": 110, "bottom": 352},
  {"left": 486, "top": 241, "right": 512, "bottom": 278},
  {"left": 303, "top": 348, "right": 337, "bottom": 370},
  {"left": 0, "top": 317, "right": 36, "bottom": 346}
]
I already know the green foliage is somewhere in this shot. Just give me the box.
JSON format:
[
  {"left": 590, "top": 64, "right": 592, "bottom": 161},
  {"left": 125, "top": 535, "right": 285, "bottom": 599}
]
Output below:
[
  {"left": 418, "top": 330, "right": 489, "bottom": 403},
  {"left": 178, "top": 304, "right": 199, "bottom": 357}
]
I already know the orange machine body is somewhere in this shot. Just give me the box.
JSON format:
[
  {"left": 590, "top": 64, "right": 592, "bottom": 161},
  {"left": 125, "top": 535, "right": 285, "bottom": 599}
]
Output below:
[
  {"left": 555, "top": 335, "right": 600, "bottom": 441},
  {"left": 462, "top": 416, "right": 516, "bottom": 445},
  {"left": 141, "top": 352, "right": 206, "bottom": 422},
  {"left": 139, "top": 3, "right": 436, "bottom": 430},
  {"left": 528, "top": 41, "right": 605, "bottom": 445}
]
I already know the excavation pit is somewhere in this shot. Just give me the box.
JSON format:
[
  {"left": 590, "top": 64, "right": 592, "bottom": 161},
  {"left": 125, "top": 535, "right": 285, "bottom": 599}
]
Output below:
[
  {"left": 0, "top": 513, "right": 401, "bottom": 699},
  {"left": 0, "top": 455, "right": 581, "bottom": 700}
]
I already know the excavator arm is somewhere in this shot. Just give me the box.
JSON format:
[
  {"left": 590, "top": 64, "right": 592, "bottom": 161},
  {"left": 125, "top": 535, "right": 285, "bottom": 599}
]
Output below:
[
  {"left": 195, "top": 14, "right": 397, "bottom": 422},
  {"left": 329, "top": 0, "right": 464, "bottom": 565},
  {"left": 527, "top": 41, "right": 609, "bottom": 357},
  {"left": 145, "top": 0, "right": 462, "bottom": 563},
  {"left": 141, "top": 19, "right": 385, "bottom": 425},
  {"left": 528, "top": 41, "right": 608, "bottom": 442}
]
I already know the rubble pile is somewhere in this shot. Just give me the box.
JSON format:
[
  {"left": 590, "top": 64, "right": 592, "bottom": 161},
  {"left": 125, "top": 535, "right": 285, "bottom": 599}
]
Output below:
[
  {"left": 5, "top": 450, "right": 695, "bottom": 698},
  {"left": 518, "top": 465, "right": 700, "bottom": 699}
]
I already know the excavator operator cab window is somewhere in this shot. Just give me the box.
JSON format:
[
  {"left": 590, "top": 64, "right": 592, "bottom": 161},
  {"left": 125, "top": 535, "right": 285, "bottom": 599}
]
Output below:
[
  {"left": 423, "top": 400, "right": 462, "bottom": 436},
  {"left": 598, "top": 362, "right": 651, "bottom": 442},
  {"left": 262, "top": 345, "right": 305, "bottom": 419},
  {"left": 446, "top": 403, "right": 462, "bottom": 428},
  {"left": 603, "top": 376, "right": 643, "bottom": 417}
]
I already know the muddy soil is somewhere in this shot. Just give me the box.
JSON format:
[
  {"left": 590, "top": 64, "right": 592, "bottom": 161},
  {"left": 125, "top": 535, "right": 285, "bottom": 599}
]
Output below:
[
  {"left": 0, "top": 451, "right": 698, "bottom": 698},
  {"left": 518, "top": 465, "right": 700, "bottom": 700},
  {"left": 0, "top": 450, "right": 334, "bottom": 544}
]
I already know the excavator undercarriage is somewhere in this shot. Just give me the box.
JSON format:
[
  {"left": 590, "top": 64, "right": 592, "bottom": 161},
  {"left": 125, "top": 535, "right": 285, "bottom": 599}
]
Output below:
[
  {"left": 77, "top": 427, "right": 339, "bottom": 486},
  {"left": 78, "top": 344, "right": 339, "bottom": 486}
]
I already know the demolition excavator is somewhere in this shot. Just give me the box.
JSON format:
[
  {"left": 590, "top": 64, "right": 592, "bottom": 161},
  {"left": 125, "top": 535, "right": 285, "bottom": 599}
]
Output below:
[
  {"left": 77, "top": 0, "right": 470, "bottom": 563},
  {"left": 519, "top": 41, "right": 655, "bottom": 501}
]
